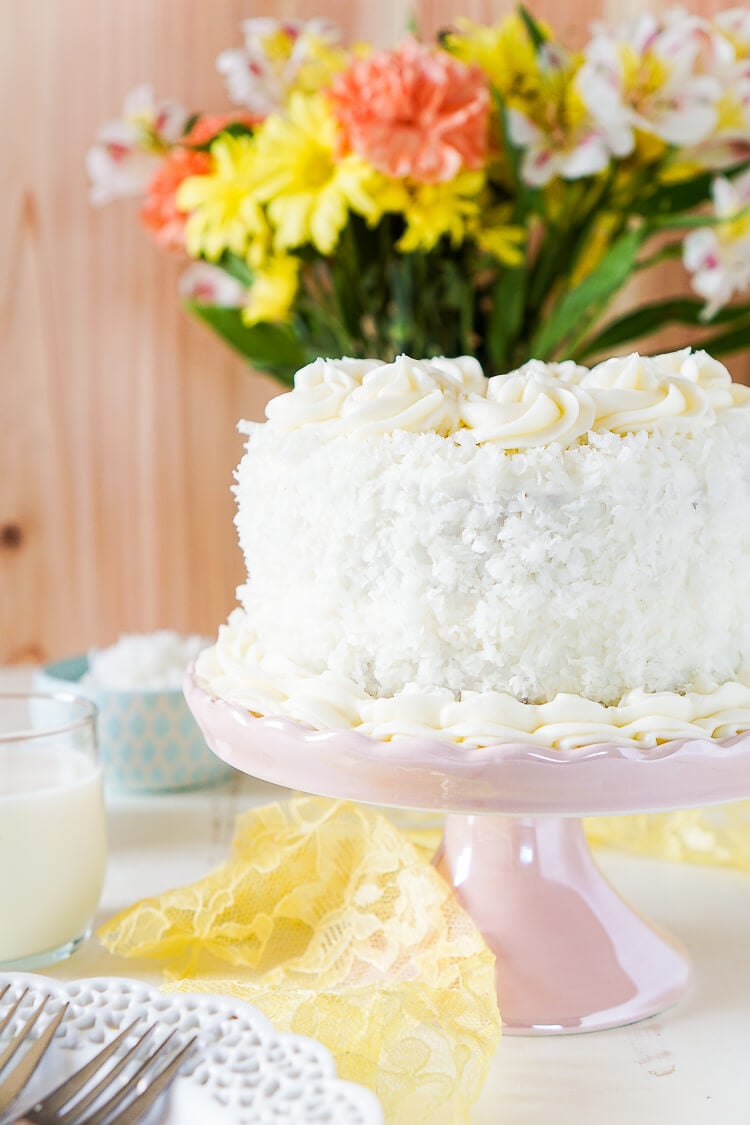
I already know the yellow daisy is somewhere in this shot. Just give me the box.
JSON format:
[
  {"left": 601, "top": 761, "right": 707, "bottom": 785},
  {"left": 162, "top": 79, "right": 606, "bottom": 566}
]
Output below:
[
  {"left": 251, "top": 93, "right": 379, "bottom": 255},
  {"left": 395, "top": 171, "right": 485, "bottom": 253},
  {"left": 177, "top": 134, "right": 265, "bottom": 261}
]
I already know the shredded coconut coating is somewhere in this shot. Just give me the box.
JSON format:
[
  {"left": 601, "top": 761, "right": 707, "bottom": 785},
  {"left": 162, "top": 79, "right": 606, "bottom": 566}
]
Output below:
[{"left": 232, "top": 410, "right": 750, "bottom": 707}]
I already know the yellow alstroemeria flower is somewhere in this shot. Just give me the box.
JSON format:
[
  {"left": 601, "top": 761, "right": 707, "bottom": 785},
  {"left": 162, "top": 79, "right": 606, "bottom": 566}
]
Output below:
[
  {"left": 291, "top": 37, "right": 348, "bottom": 96},
  {"left": 251, "top": 93, "right": 379, "bottom": 255},
  {"left": 475, "top": 222, "right": 526, "bottom": 267},
  {"left": 444, "top": 13, "right": 553, "bottom": 112},
  {"left": 257, "top": 25, "right": 346, "bottom": 95},
  {"left": 448, "top": 19, "right": 606, "bottom": 190},
  {"left": 243, "top": 256, "right": 300, "bottom": 326},
  {"left": 177, "top": 134, "right": 265, "bottom": 262}
]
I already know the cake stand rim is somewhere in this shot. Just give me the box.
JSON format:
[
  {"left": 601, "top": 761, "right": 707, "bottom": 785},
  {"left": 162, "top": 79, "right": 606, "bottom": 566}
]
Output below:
[{"left": 185, "top": 670, "right": 750, "bottom": 816}]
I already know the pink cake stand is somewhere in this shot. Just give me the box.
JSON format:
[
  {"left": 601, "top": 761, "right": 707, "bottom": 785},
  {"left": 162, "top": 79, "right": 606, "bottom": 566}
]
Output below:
[{"left": 185, "top": 672, "right": 750, "bottom": 1036}]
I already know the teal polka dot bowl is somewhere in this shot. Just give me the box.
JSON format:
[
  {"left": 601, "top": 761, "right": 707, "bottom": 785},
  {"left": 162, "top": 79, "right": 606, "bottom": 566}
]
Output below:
[{"left": 34, "top": 656, "right": 232, "bottom": 793}]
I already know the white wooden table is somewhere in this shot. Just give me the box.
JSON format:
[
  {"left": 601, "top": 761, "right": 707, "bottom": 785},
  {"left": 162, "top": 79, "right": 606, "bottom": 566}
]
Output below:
[{"left": 6, "top": 668, "right": 750, "bottom": 1123}]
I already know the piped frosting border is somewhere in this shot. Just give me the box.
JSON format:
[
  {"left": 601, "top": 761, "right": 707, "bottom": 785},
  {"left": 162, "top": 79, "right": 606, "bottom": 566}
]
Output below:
[
  {"left": 196, "top": 611, "right": 750, "bottom": 752},
  {"left": 261, "top": 349, "right": 750, "bottom": 449}
]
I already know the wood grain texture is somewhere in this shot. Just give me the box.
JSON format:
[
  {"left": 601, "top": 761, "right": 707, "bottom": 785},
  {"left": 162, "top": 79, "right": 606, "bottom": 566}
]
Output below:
[{"left": 1, "top": 0, "right": 747, "bottom": 662}]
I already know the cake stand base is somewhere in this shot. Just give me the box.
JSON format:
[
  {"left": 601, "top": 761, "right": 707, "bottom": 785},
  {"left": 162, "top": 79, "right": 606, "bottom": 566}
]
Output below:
[{"left": 435, "top": 814, "right": 689, "bottom": 1034}]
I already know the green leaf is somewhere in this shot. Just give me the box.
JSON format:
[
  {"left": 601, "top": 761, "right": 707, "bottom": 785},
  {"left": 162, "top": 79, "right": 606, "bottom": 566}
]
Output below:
[
  {"left": 487, "top": 267, "right": 527, "bottom": 369},
  {"left": 634, "top": 241, "right": 684, "bottom": 271},
  {"left": 405, "top": 7, "right": 420, "bottom": 36},
  {"left": 188, "top": 120, "right": 256, "bottom": 151},
  {"left": 633, "top": 162, "right": 748, "bottom": 218},
  {"left": 183, "top": 112, "right": 201, "bottom": 136},
  {"left": 218, "top": 253, "right": 254, "bottom": 287},
  {"left": 186, "top": 301, "right": 306, "bottom": 384},
  {"left": 518, "top": 5, "right": 547, "bottom": 50},
  {"left": 695, "top": 318, "right": 750, "bottom": 357},
  {"left": 648, "top": 202, "right": 750, "bottom": 233},
  {"left": 577, "top": 298, "right": 750, "bottom": 359},
  {"left": 530, "top": 227, "right": 645, "bottom": 359}
]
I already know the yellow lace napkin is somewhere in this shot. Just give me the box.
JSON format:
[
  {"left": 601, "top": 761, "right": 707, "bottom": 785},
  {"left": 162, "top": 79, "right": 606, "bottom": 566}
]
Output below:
[
  {"left": 586, "top": 801, "right": 750, "bottom": 870},
  {"left": 98, "top": 798, "right": 501, "bottom": 1125}
]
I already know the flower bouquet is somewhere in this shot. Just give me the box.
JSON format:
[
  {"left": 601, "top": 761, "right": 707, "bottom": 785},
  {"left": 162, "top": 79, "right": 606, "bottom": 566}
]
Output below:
[{"left": 88, "top": 8, "right": 750, "bottom": 384}]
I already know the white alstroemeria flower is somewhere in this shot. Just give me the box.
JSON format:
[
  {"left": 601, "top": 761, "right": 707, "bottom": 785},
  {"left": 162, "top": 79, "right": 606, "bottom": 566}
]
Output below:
[
  {"left": 506, "top": 43, "right": 613, "bottom": 187},
  {"left": 86, "top": 85, "right": 189, "bottom": 205},
  {"left": 715, "top": 8, "right": 750, "bottom": 55},
  {"left": 508, "top": 109, "right": 612, "bottom": 186},
  {"left": 86, "top": 124, "right": 162, "bottom": 206},
  {"left": 661, "top": 10, "right": 736, "bottom": 74},
  {"left": 119, "top": 85, "right": 190, "bottom": 145},
  {"left": 577, "top": 13, "right": 722, "bottom": 157},
  {"left": 683, "top": 169, "right": 750, "bottom": 318},
  {"left": 216, "top": 18, "right": 341, "bottom": 116},
  {"left": 178, "top": 262, "right": 247, "bottom": 307},
  {"left": 714, "top": 67, "right": 750, "bottom": 143}
]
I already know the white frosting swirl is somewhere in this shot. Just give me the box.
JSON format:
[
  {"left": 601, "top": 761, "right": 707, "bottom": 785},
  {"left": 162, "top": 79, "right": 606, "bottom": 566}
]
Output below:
[
  {"left": 582, "top": 353, "right": 711, "bottom": 434},
  {"left": 197, "top": 611, "right": 750, "bottom": 752},
  {"left": 334, "top": 355, "right": 473, "bottom": 436},
  {"left": 267, "top": 355, "right": 484, "bottom": 437},
  {"left": 460, "top": 370, "right": 596, "bottom": 449},
  {"left": 504, "top": 358, "right": 590, "bottom": 385},
  {"left": 428, "top": 355, "right": 487, "bottom": 395},
  {"left": 263, "top": 350, "right": 750, "bottom": 447},
  {"left": 583, "top": 350, "right": 750, "bottom": 432},
  {"left": 650, "top": 347, "right": 750, "bottom": 409},
  {"left": 265, "top": 357, "right": 379, "bottom": 429}
]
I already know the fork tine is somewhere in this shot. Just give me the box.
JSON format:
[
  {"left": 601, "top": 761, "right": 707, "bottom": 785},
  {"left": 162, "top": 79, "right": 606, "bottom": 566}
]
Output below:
[
  {"left": 0, "top": 989, "right": 30, "bottom": 1040},
  {"left": 0, "top": 995, "right": 49, "bottom": 1076},
  {"left": 24, "top": 1018, "right": 148, "bottom": 1121},
  {"left": 82, "top": 1037, "right": 197, "bottom": 1125},
  {"left": 72, "top": 1029, "right": 181, "bottom": 1125},
  {"left": 0, "top": 1002, "right": 68, "bottom": 1114}
]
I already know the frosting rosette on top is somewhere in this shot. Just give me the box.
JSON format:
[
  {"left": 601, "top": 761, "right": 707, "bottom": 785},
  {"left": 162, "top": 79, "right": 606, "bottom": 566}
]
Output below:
[
  {"left": 645, "top": 347, "right": 750, "bottom": 409},
  {"left": 265, "top": 357, "right": 379, "bottom": 429},
  {"left": 262, "top": 349, "right": 749, "bottom": 446},
  {"left": 504, "top": 358, "right": 591, "bottom": 385},
  {"left": 267, "top": 354, "right": 485, "bottom": 436},
  {"left": 581, "top": 352, "right": 712, "bottom": 434},
  {"left": 333, "top": 353, "right": 486, "bottom": 436},
  {"left": 459, "top": 366, "right": 596, "bottom": 448}
]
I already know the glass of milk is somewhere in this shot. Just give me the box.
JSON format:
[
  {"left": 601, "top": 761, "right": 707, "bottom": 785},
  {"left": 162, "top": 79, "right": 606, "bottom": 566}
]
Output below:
[{"left": 0, "top": 692, "right": 107, "bottom": 968}]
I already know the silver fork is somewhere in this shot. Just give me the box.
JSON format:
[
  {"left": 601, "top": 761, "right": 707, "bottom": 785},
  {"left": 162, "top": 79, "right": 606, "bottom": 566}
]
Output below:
[
  {"left": 0, "top": 985, "right": 70, "bottom": 1115},
  {"left": 18, "top": 1020, "right": 197, "bottom": 1125},
  {"left": 0, "top": 985, "right": 197, "bottom": 1125}
]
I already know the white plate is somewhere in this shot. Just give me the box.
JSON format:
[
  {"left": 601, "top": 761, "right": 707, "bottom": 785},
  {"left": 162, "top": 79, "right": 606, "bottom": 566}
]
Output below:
[{"left": 0, "top": 973, "right": 382, "bottom": 1124}]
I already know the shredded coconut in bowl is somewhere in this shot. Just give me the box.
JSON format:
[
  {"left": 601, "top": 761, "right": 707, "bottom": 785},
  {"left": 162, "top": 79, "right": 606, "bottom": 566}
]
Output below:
[{"left": 85, "top": 631, "right": 210, "bottom": 691}]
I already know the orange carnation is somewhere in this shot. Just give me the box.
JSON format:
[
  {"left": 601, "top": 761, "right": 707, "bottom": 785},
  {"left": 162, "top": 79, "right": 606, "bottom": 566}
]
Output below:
[
  {"left": 140, "top": 148, "right": 211, "bottom": 250},
  {"left": 328, "top": 39, "right": 490, "bottom": 183}
]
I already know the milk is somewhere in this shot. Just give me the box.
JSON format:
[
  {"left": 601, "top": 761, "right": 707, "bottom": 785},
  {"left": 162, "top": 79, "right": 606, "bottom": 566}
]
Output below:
[{"left": 0, "top": 744, "right": 107, "bottom": 963}]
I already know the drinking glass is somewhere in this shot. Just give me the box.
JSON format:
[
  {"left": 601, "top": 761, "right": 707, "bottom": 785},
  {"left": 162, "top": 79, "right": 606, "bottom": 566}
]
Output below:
[{"left": 0, "top": 692, "right": 107, "bottom": 969}]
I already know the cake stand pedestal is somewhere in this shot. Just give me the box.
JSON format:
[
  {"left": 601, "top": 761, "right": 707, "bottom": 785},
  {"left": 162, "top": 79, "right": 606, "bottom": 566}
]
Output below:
[{"left": 185, "top": 673, "right": 750, "bottom": 1035}]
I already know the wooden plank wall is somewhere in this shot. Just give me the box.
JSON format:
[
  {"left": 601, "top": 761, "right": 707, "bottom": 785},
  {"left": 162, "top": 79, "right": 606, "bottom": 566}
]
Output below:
[{"left": 1, "top": 0, "right": 747, "bottom": 662}]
